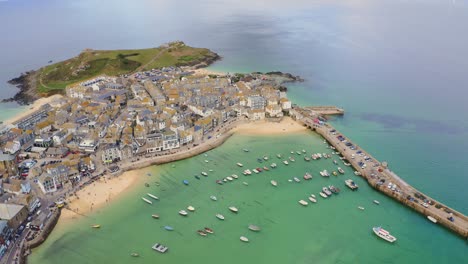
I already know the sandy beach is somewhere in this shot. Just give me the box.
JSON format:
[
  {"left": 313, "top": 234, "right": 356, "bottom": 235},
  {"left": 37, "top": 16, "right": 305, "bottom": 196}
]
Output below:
[
  {"left": 192, "top": 68, "right": 227, "bottom": 76},
  {"left": 232, "top": 117, "right": 307, "bottom": 135},
  {"left": 4, "top": 94, "right": 64, "bottom": 125}
]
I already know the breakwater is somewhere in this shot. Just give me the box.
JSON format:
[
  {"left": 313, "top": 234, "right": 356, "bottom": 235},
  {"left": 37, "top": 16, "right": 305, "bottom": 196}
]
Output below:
[{"left": 294, "top": 107, "right": 468, "bottom": 238}]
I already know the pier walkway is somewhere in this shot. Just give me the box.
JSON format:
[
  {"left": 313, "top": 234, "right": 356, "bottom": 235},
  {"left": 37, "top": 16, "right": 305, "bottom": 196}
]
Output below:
[{"left": 294, "top": 107, "right": 468, "bottom": 238}]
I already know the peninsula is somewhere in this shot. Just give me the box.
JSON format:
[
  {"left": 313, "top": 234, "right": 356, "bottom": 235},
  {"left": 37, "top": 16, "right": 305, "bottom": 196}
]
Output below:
[{"left": 0, "top": 43, "right": 466, "bottom": 264}]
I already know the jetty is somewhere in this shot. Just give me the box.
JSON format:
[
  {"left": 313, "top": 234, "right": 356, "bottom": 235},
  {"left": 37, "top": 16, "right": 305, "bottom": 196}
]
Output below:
[
  {"left": 293, "top": 106, "right": 468, "bottom": 238},
  {"left": 303, "top": 106, "right": 344, "bottom": 116}
]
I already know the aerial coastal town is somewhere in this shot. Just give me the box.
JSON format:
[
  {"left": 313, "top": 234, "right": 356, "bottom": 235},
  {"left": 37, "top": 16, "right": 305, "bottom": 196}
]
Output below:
[{"left": 0, "top": 66, "right": 299, "bottom": 261}]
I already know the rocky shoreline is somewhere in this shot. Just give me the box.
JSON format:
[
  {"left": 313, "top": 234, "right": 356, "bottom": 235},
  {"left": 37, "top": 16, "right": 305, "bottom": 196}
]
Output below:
[{"left": 4, "top": 70, "right": 41, "bottom": 105}]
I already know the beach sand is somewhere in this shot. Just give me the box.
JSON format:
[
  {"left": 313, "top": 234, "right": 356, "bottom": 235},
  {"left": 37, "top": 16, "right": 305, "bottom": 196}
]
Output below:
[
  {"left": 232, "top": 117, "right": 307, "bottom": 135},
  {"left": 4, "top": 94, "right": 64, "bottom": 124},
  {"left": 192, "top": 68, "right": 227, "bottom": 76}
]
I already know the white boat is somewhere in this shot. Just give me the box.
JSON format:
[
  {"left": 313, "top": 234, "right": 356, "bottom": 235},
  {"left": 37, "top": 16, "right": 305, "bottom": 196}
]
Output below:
[
  {"left": 229, "top": 206, "right": 239, "bottom": 213},
  {"left": 373, "top": 200, "right": 380, "bottom": 205},
  {"left": 299, "top": 200, "right": 308, "bottom": 206},
  {"left": 283, "top": 160, "right": 289, "bottom": 165},
  {"left": 179, "top": 210, "right": 188, "bottom": 216},
  {"left": 232, "top": 174, "right": 239, "bottom": 179},
  {"left": 308, "top": 197, "right": 317, "bottom": 203},
  {"left": 343, "top": 162, "right": 351, "bottom": 166},
  {"left": 210, "top": 195, "right": 217, "bottom": 201},
  {"left": 277, "top": 154, "right": 282, "bottom": 158},
  {"left": 271, "top": 163, "right": 277, "bottom": 168},
  {"left": 237, "top": 163, "right": 244, "bottom": 167},
  {"left": 243, "top": 169, "right": 252, "bottom": 175},
  {"left": 252, "top": 169, "right": 259, "bottom": 174},
  {"left": 216, "top": 214, "right": 225, "bottom": 220},
  {"left": 289, "top": 157, "right": 295, "bottom": 162},
  {"left": 201, "top": 172, "right": 208, "bottom": 176},
  {"left": 293, "top": 177, "right": 300, "bottom": 183},
  {"left": 147, "top": 193, "right": 159, "bottom": 200},
  {"left": 243, "top": 182, "right": 249, "bottom": 186},
  {"left": 209, "top": 169, "right": 214, "bottom": 172},
  {"left": 358, "top": 206, "right": 365, "bottom": 210},
  {"left": 354, "top": 171, "right": 362, "bottom": 176},
  {"left": 302, "top": 149, "right": 306, "bottom": 153},
  {"left": 310, "top": 194, "right": 316, "bottom": 198},
  {"left": 317, "top": 153, "right": 322, "bottom": 159},
  {"left": 263, "top": 156, "right": 269, "bottom": 160},
  {"left": 337, "top": 167, "right": 345, "bottom": 174},
  {"left": 271, "top": 180, "right": 278, "bottom": 187},
  {"left": 243, "top": 148, "right": 250, "bottom": 152},
  {"left": 226, "top": 176, "right": 233, "bottom": 181},
  {"left": 319, "top": 192, "right": 328, "bottom": 198},
  {"left": 152, "top": 243, "right": 168, "bottom": 253},
  {"left": 372, "top": 227, "right": 397, "bottom": 243},
  {"left": 240, "top": 236, "right": 249, "bottom": 242},
  {"left": 296, "top": 151, "right": 302, "bottom": 155},
  {"left": 345, "top": 179, "right": 359, "bottom": 190},
  {"left": 322, "top": 187, "right": 332, "bottom": 196},
  {"left": 187, "top": 206, "right": 195, "bottom": 212},
  {"left": 312, "top": 154, "right": 318, "bottom": 160},
  {"left": 205, "top": 160, "right": 209, "bottom": 163},
  {"left": 142, "top": 197, "right": 153, "bottom": 204},
  {"left": 427, "top": 216, "right": 437, "bottom": 223}
]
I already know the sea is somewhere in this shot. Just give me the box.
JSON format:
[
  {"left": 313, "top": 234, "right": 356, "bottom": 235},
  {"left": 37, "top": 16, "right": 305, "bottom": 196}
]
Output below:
[{"left": 0, "top": 0, "right": 467, "bottom": 263}]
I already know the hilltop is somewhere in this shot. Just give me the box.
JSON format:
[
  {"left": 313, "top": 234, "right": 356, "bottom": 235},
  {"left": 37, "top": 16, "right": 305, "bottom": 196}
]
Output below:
[{"left": 6, "top": 41, "right": 220, "bottom": 104}]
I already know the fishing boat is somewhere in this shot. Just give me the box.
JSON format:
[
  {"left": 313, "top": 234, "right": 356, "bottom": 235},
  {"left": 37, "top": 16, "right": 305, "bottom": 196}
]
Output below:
[
  {"left": 372, "top": 227, "right": 397, "bottom": 243},
  {"left": 289, "top": 156, "right": 295, "bottom": 162},
  {"left": 322, "top": 187, "right": 332, "bottom": 196},
  {"left": 216, "top": 214, "right": 225, "bottom": 220},
  {"left": 194, "top": 175, "right": 201, "bottom": 180},
  {"left": 229, "top": 206, "right": 239, "bottom": 213},
  {"left": 427, "top": 216, "right": 437, "bottom": 223},
  {"left": 147, "top": 193, "right": 159, "bottom": 200},
  {"left": 358, "top": 206, "right": 365, "bottom": 210},
  {"left": 303, "top": 173, "right": 312, "bottom": 180},
  {"left": 243, "top": 169, "right": 252, "bottom": 175},
  {"left": 354, "top": 171, "right": 362, "bottom": 176},
  {"left": 333, "top": 160, "right": 338, "bottom": 165},
  {"left": 271, "top": 180, "right": 278, "bottom": 187},
  {"left": 283, "top": 160, "right": 289, "bottom": 165},
  {"left": 345, "top": 179, "right": 359, "bottom": 190},
  {"left": 179, "top": 210, "right": 188, "bottom": 216},
  {"left": 187, "top": 206, "right": 195, "bottom": 212},
  {"left": 142, "top": 197, "right": 153, "bottom": 204},
  {"left": 252, "top": 169, "right": 259, "bottom": 174},
  {"left": 243, "top": 182, "right": 249, "bottom": 186},
  {"left": 243, "top": 148, "right": 250, "bottom": 152},
  {"left": 248, "top": 224, "right": 261, "bottom": 232},
  {"left": 319, "top": 192, "right": 328, "bottom": 198},
  {"left": 293, "top": 177, "right": 300, "bottom": 183},
  {"left": 210, "top": 195, "right": 217, "bottom": 201},
  {"left": 131, "top": 253, "right": 139, "bottom": 257},
  {"left": 271, "top": 163, "right": 277, "bottom": 168},
  {"left": 277, "top": 154, "right": 282, "bottom": 158},
  {"left": 299, "top": 200, "right": 308, "bottom": 206},
  {"left": 263, "top": 166, "right": 269, "bottom": 171},
  {"left": 197, "top": 230, "right": 207, "bottom": 236},
  {"left": 332, "top": 171, "right": 338, "bottom": 176},
  {"left": 240, "top": 236, "right": 249, "bottom": 242},
  {"left": 263, "top": 156, "right": 269, "bottom": 160},
  {"left": 183, "top": 180, "right": 189, "bottom": 185},
  {"left": 329, "top": 185, "right": 338, "bottom": 194},
  {"left": 204, "top": 227, "right": 214, "bottom": 234},
  {"left": 373, "top": 200, "right": 380, "bottom": 205},
  {"left": 152, "top": 243, "right": 169, "bottom": 253},
  {"left": 226, "top": 176, "right": 233, "bottom": 181},
  {"left": 308, "top": 197, "right": 317, "bottom": 203},
  {"left": 164, "top": 226, "right": 174, "bottom": 231},
  {"left": 237, "top": 162, "right": 244, "bottom": 167},
  {"left": 232, "top": 174, "right": 239, "bottom": 179},
  {"left": 91, "top": 224, "right": 101, "bottom": 228},
  {"left": 257, "top": 167, "right": 263, "bottom": 172},
  {"left": 337, "top": 167, "right": 345, "bottom": 174},
  {"left": 201, "top": 172, "right": 208, "bottom": 176},
  {"left": 304, "top": 156, "right": 311, "bottom": 161}
]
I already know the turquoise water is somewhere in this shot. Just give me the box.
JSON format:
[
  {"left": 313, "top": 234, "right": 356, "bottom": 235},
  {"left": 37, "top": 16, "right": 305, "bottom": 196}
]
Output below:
[{"left": 30, "top": 133, "right": 467, "bottom": 264}]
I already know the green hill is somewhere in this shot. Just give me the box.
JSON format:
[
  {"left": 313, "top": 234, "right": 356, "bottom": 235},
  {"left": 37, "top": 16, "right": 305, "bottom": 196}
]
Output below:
[{"left": 37, "top": 41, "right": 219, "bottom": 93}]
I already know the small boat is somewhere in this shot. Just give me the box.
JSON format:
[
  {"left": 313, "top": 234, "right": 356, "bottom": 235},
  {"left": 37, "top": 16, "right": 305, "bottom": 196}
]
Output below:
[
  {"left": 223, "top": 178, "right": 228, "bottom": 182},
  {"left": 329, "top": 185, "right": 338, "bottom": 194},
  {"left": 216, "top": 180, "right": 223, "bottom": 185},
  {"left": 243, "top": 169, "right": 252, "bottom": 175},
  {"left": 257, "top": 167, "right": 263, "bottom": 172},
  {"left": 345, "top": 179, "right": 359, "bottom": 190},
  {"left": 293, "top": 177, "right": 300, "bottom": 183},
  {"left": 183, "top": 180, "right": 189, "bottom": 185},
  {"left": 263, "top": 166, "right": 269, "bottom": 171},
  {"left": 210, "top": 195, "right": 217, "bottom": 201},
  {"left": 232, "top": 174, "right": 239, "bottom": 179},
  {"left": 152, "top": 243, "right": 169, "bottom": 253},
  {"left": 322, "top": 187, "right": 332, "bottom": 196},
  {"left": 310, "top": 194, "right": 316, "bottom": 198},
  {"left": 271, "top": 180, "right": 278, "bottom": 187},
  {"left": 290, "top": 151, "right": 294, "bottom": 154},
  {"left": 142, "top": 197, "right": 153, "bottom": 204},
  {"left": 332, "top": 171, "right": 338, "bottom": 176},
  {"left": 289, "top": 157, "right": 295, "bottom": 162},
  {"left": 243, "top": 148, "right": 250, "bottom": 152},
  {"left": 257, "top": 158, "right": 263, "bottom": 163},
  {"left": 152, "top": 214, "right": 160, "bottom": 219},
  {"left": 209, "top": 169, "right": 214, "bottom": 172},
  {"left": 216, "top": 214, "right": 225, "bottom": 220},
  {"left": 302, "top": 149, "right": 306, "bottom": 153},
  {"left": 243, "top": 182, "right": 249, "bottom": 186},
  {"left": 229, "top": 206, "right": 239, "bottom": 213},
  {"left": 197, "top": 230, "right": 207, "bottom": 236},
  {"left": 252, "top": 169, "right": 259, "bottom": 174},
  {"left": 308, "top": 197, "right": 317, "bottom": 203},
  {"left": 263, "top": 156, "right": 269, "bottom": 160},
  {"left": 91, "top": 224, "right": 101, "bottom": 228},
  {"left": 164, "top": 226, "right": 174, "bottom": 231},
  {"left": 226, "top": 176, "right": 233, "bottom": 181},
  {"left": 319, "top": 192, "right": 328, "bottom": 198},
  {"left": 237, "top": 162, "right": 244, "bottom": 167},
  {"left": 373, "top": 200, "right": 380, "bottom": 205},
  {"left": 299, "top": 200, "right": 308, "bottom": 206},
  {"left": 187, "top": 206, "right": 195, "bottom": 212},
  {"left": 201, "top": 172, "right": 208, "bottom": 176},
  {"left": 131, "top": 253, "right": 139, "bottom": 257},
  {"left": 372, "top": 227, "right": 397, "bottom": 243},
  {"left": 427, "top": 216, "right": 437, "bottom": 223},
  {"left": 205, "top": 160, "right": 209, "bottom": 163},
  {"left": 147, "top": 193, "right": 159, "bottom": 200},
  {"left": 240, "top": 236, "right": 249, "bottom": 242},
  {"left": 338, "top": 167, "right": 345, "bottom": 174},
  {"left": 343, "top": 162, "right": 351, "bottom": 166},
  {"left": 283, "top": 160, "right": 289, "bottom": 165},
  {"left": 354, "top": 171, "right": 362, "bottom": 176},
  {"left": 358, "top": 206, "right": 365, "bottom": 210},
  {"left": 277, "top": 154, "right": 282, "bottom": 158},
  {"left": 303, "top": 173, "right": 312, "bottom": 180},
  {"left": 312, "top": 154, "right": 318, "bottom": 160},
  {"left": 333, "top": 160, "right": 338, "bottom": 165},
  {"left": 304, "top": 156, "right": 311, "bottom": 161},
  {"left": 204, "top": 227, "right": 214, "bottom": 234},
  {"left": 179, "top": 210, "right": 188, "bottom": 216},
  {"left": 271, "top": 163, "right": 277, "bottom": 168},
  {"left": 296, "top": 151, "right": 302, "bottom": 155},
  {"left": 248, "top": 224, "right": 261, "bottom": 232},
  {"left": 194, "top": 175, "right": 201, "bottom": 180}
]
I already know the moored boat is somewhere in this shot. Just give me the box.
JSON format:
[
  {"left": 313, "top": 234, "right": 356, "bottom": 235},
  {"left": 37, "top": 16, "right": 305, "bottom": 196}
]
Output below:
[
  {"left": 152, "top": 214, "right": 160, "bottom": 219},
  {"left": 293, "top": 177, "right": 300, "bottom": 183},
  {"left": 229, "top": 206, "right": 239, "bottom": 213},
  {"left": 263, "top": 166, "right": 269, "bottom": 171},
  {"left": 304, "top": 156, "right": 311, "bottom": 161},
  {"left": 333, "top": 160, "right": 338, "bottom": 165},
  {"left": 232, "top": 174, "right": 239, "bottom": 179},
  {"left": 271, "top": 180, "right": 278, "bottom": 187},
  {"left": 226, "top": 176, "right": 233, "bottom": 181},
  {"left": 152, "top": 243, "right": 169, "bottom": 253},
  {"left": 187, "top": 206, "right": 195, "bottom": 212},
  {"left": 329, "top": 185, "right": 338, "bottom": 194},
  {"left": 427, "top": 216, "right": 437, "bottom": 223},
  {"left": 194, "top": 175, "right": 201, "bottom": 180},
  {"left": 91, "top": 224, "right": 101, "bottom": 228},
  {"left": 237, "top": 162, "right": 244, "bottom": 167},
  {"left": 319, "top": 192, "right": 328, "bottom": 198},
  {"left": 201, "top": 171, "right": 208, "bottom": 176},
  {"left": 243, "top": 169, "right": 252, "bottom": 175},
  {"left": 240, "top": 236, "right": 249, "bottom": 242},
  {"left": 263, "top": 155, "right": 269, "bottom": 160},
  {"left": 243, "top": 182, "right": 249, "bottom": 186},
  {"left": 358, "top": 206, "right": 365, "bottom": 210},
  {"left": 164, "top": 226, "right": 174, "bottom": 231},
  {"left": 216, "top": 180, "right": 223, "bottom": 185},
  {"left": 204, "top": 227, "right": 214, "bottom": 234},
  {"left": 303, "top": 173, "right": 312, "bottom": 180},
  {"left": 308, "top": 197, "right": 317, "bottom": 203},
  {"left": 252, "top": 169, "right": 259, "bottom": 174},
  {"left": 337, "top": 167, "right": 345, "bottom": 174},
  {"left": 131, "top": 253, "right": 139, "bottom": 257},
  {"left": 299, "top": 200, "right": 308, "bottom": 206},
  {"left": 147, "top": 193, "right": 159, "bottom": 200},
  {"left": 289, "top": 157, "right": 295, "bottom": 162},
  {"left": 183, "top": 180, "right": 189, "bottom": 185},
  {"left": 197, "top": 230, "right": 207, "bottom": 236},
  {"left": 271, "top": 163, "right": 277, "bottom": 168},
  {"left": 210, "top": 195, "right": 217, "bottom": 201},
  {"left": 142, "top": 197, "right": 153, "bottom": 204},
  {"left": 373, "top": 200, "right": 380, "bottom": 205},
  {"left": 345, "top": 179, "right": 359, "bottom": 190},
  {"left": 216, "top": 214, "right": 225, "bottom": 220},
  {"left": 332, "top": 171, "right": 338, "bottom": 176},
  {"left": 243, "top": 148, "right": 250, "bottom": 152},
  {"left": 277, "top": 154, "right": 282, "bottom": 158},
  {"left": 372, "top": 226, "right": 397, "bottom": 243},
  {"left": 248, "top": 224, "right": 261, "bottom": 232},
  {"left": 179, "top": 210, "right": 188, "bottom": 216},
  {"left": 322, "top": 187, "right": 332, "bottom": 196},
  {"left": 283, "top": 160, "right": 289, "bottom": 165}
]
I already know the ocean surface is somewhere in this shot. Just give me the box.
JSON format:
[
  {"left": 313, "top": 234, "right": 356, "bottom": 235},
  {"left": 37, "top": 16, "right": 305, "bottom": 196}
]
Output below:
[{"left": 0, "top": 0, "right": 467, "bottom": 263}]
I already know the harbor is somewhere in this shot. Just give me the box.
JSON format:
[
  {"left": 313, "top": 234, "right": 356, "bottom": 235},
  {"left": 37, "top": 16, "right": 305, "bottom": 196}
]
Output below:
[{"left": 294, "top": 107, "right": 468, "bottom": 238}]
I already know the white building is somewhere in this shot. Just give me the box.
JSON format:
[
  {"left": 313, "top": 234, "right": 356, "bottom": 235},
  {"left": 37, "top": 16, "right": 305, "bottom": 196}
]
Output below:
[{"left": 101, "top": 144, "right": 122, "bottom": 163}]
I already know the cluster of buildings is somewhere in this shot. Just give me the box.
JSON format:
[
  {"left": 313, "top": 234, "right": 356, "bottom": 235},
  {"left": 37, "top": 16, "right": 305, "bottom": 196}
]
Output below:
[{"left": 0, "top": 67, "right": 293, "bottom": 256}]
